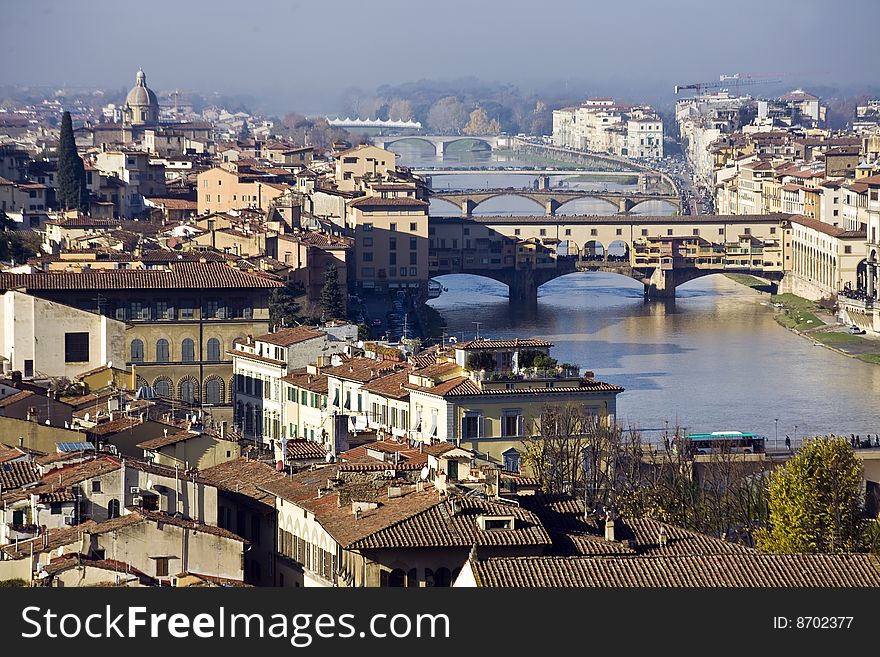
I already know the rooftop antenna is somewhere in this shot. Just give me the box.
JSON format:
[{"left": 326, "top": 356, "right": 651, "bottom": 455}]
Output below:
[{"left": 473, "top": 322, "right": 482, "bottom": 341}]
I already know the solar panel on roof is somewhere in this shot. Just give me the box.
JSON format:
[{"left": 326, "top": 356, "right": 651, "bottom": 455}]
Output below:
[{"left": 56, "top": 442, "right": 96, "bottom": 453}]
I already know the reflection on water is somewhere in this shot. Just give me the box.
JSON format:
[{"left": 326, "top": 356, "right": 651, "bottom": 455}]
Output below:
[{"left": 428, "top": 272, "right": 880, "bottom": 441}]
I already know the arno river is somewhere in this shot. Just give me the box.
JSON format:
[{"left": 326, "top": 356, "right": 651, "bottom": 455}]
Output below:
[{"left": 392, "top": 141, "right": 880, "bottom": 444}]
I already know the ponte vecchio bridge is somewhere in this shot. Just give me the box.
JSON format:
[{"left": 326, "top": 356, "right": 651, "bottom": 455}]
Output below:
[
  {"left": 429, "top": 188, "right": 682, "bottom": 216},
  {"left": 427, "top": 213, "right": 791, "bottom": 303}
]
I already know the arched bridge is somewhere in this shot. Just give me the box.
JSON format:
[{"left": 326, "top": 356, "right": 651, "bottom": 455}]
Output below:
[
  {"left": 374, "top": 135, "right": 502, "bottom": 157},
  {"left": 427, "top": 213, "right": 790, "bottom": 304},
  {"left": 429, "top": 188, "right": 682, "bottom": 215}
]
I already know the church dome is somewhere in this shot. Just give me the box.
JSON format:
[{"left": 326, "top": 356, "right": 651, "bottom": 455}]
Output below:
[{"left": 125, "top": 69, "right": 158, "bottom": 108}]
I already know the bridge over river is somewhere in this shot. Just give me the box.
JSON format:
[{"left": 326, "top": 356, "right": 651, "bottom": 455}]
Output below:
[{"left": 427, "top": 212, "right": 790, "bottom": 304}]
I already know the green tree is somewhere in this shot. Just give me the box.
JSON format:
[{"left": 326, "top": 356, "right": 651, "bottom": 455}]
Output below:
[
  {"left": 757, "top": 436, "right": 868, "bottom": 553},
  {"left": 268, "top": 280, "right": 303, "bottom": 329},
  {"left": 56, "top": 111, "right": 88, "bottom": 211},
  {"left": 320, "top": 265, "right": 344, "bottom": 321},
  {"left": 238, "top": 121, "right": 251, "bottom": 141}
]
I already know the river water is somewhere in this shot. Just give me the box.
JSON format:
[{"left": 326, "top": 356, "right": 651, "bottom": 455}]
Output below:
[{"left": 392, "top": 141, "right": 880, "bottom": 442}]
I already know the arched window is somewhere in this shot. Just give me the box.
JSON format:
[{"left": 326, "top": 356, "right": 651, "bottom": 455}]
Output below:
[
  {"left": 108, "top": 499, "right": 120, "bottom": 519},
  {"left": 156, "top": 339, "right": 170, "bottom": 362},
  {"left": 130, "top": 339, "right": 144, "bottom": 362},
  {"left": 205, "top": 378, "right": 223, "bottom": 405},
  {"left": 179, "top": 378, "right": 197, "bottom": 404},
  {"left": 388, "top": 568, "right": 407, "bottom": 587},
  {"left": 244, "top": 403, "right": 254, "bottom": 434},
  {"left": 153, "top": 377, "right": 171, "bottom": 398},
  {"left": 181, "top": 338, "right": 195, "bottom": 362},
  {"left": 206, "top": 338, "right": 221, "bottom": 362},
  {"left": 434, "top": 567, "right": 452, "bottom": 587}
]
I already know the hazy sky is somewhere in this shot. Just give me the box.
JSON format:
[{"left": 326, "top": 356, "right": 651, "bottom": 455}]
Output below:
[{"left": 2, "top": 0, "right": 879, "bottom": 114}]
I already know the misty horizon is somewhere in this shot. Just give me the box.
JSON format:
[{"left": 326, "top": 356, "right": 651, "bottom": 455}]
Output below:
[{"left": 2, "top": 0, "right": 879, "bottom": 117}]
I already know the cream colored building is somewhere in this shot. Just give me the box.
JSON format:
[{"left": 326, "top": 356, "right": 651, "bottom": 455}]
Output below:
[
  {"left": 334, "top": 145, "right": 397, "bottom": 192},
  {"left": 231, "top": 327, "right": 331, "bottom": 446},
  {"left": 403, "top": 340, "right": 622, "bottom": 464},
  {"left": 784, "top": 214, "right": 865, "bottom": 300},
  {"left": 0, "top": 290, "right": 126, "bottom": 380},
  {"left": 553, "top": 100, "right": 663, "bottom": 158},
  {"left": 197, "top": 166, "right": 289, "bottom": 214},
  {"left": 345, "top": 195, "right": 430, "bottom": 294}
]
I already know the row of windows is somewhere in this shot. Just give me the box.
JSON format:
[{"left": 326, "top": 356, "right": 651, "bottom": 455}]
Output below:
[
  {"left": 279, "top": 529, "right": 336, "bottom": 581},
  {"left": 286, "top": 387, "right": 326, "bottom": 409},
  {"left": 131, "top": 338, "right": 227, "bottom": 363},
  {"left": 135, "top": 375, "right": 230, "bottom": 405},
  {"left": 362, "top": 222, "right": 420, "bottom": 233},
  {"left": 361, "top": 267, "right": 419, "bottom": 278},
  {"left": 115, "top": 301, "right": 252, "bottom": 321}
]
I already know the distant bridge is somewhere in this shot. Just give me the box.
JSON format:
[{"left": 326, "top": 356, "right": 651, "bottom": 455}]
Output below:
[
  {"left": 327, "top": 117, "right": 423, "bottom": 130},
  {"left": 429, "top": 188, "right": 682, "bottom": 216},
  {"left": 413, "top": 168, "right": 641, "bottom": 178},
  {"left": 374, "top": 135, "right": 503, "bottom": 157},
  {"left": 427, "top": 213, "right": 790, "bottom": 304}
]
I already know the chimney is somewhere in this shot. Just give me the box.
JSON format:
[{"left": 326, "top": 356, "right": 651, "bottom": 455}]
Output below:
[
  {"left": 605, "top": 518, "right": 616, "bottom": 542},
  {"left": 658, "top": 525, "right": 668, "bottom": 547}
]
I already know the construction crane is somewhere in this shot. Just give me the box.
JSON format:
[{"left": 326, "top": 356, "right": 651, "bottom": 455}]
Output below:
[{"left": 674, "top": 74, "right": 781, "bottom": 96}]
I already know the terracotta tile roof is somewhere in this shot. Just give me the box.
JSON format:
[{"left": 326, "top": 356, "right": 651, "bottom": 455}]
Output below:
[
  {"left": 287, "top": 439, "right": 328, "bottom": 460},
  {"left": 0, "top": 262, "right": 283, "bottom": 291},
  {"left": 281, "top": 368, "right": 329, "bottom": 394},
  {"left": 405, "top": 376, "right": 478, "bottom": 397},
  {"left": 42, "top": 555, "right": 156, "bottom": 584},
  {"left": 89, "top": 416, "right": 148, "bottom": 437},
  {"left": 361, "top": 369, "right": 411, "bottom": 400},
  {"left": 145, "top": 197, "right": 198, "bottom": 210},
  {"left": 468, "top": 553, "right": 880, "bottom": 587},
  {"left": 46, "top": 217, "right": 122, "bottom": 228},
  {"left": 259, "top": 466, "right": 449, "bottom": 547},
  {"left": 1, "top": 520, "right": 106, "bottom": 559},
  {"left": 0, "top": 389, "right": 35, "bottom": 408},
  {"left": 139, "top": 249, "right": 227, "bottom": 263},
  {"left": 348, "top": 196, "right": 429, "bottom": 209},
  {"left": 0, "top": 460, "right": 39, "bottom": 489},
  {"left": 253, "top": 325, "right": 326, "bottom": 346},
  {"left": 278, "top": 232, "right": 353, "bottom": 249},
  {"left": 349, "top": 497, "right": 551, "bottom": 550},
  {"left": 412, "top": 361, "right": 460, "bottom": 378},
  {"left": 421, "top": 442, "right": 459, "bottom": 457},
  {"left": 199, "top": 457, "right": 288, "bottom": 504},
  {"left": 137, "top": 430, "right": 198, "bottom": 451},
  {"left": 406, "top": 376, "right": 624, "bottom": 398},
  {"left": 323, "top": 358, "right": 406, "bottom": 383},
  {"left": 0, "top": 445, "right": 32, "bottom": 464},
  {"left": 790, "top": 214, "right": 866, "bottom": 239},
  {"left": 455, "top": 338, "right": 553, "bottom": 350},
  {"left": 38, "top": 490, "right": 77, "bottom": 503},
  {"left": 133, "top": 507, "right": 247, "bottom": 542},
  {"left": 1, "top": 456, "right": 121, "bottom": 504},
  {"left": 337, "top": 457, "right": 426, "bottom": 472}
]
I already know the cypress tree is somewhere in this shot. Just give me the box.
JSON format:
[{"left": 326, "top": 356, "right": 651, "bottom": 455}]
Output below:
[
  {"left": 56, "top": 111, "right": 88, "bottom": 211},
  {"left": 320, "top": 265, "right": 344, "bottom": 320}
]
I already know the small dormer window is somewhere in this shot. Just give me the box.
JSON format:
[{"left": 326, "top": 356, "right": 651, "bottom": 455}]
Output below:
[{"left": 477, "top": 514, "right": 515, "bottom": 531}]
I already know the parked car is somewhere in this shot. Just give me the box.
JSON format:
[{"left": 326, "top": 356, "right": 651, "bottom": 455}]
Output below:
[{"left": 850, "top": 325, "right": 866, "bottom": 335}]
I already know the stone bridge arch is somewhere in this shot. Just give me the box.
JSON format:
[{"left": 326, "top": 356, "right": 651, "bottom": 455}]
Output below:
[
  {"left": 557, "top": 196, "right": 621, "bottom": 215},
  {"left": 628, "top": 197, "right": 681, "bottom": 213},
  {"left": 382, "top": 136, "right": 443, "bottom": 156}
]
